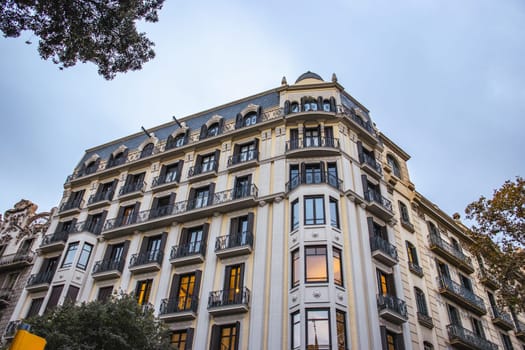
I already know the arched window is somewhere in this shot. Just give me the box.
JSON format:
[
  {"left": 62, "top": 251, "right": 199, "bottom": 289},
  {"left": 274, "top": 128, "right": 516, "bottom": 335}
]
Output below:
[
  {"left": 423, "top": 341, "right": 434, "bottom": 350},
  {"left": 84, "top": 161, "right": 97, "bottom": 175},
  {"left": 290, "top": 102, "right": 300, "bottom": 113},
  {"left": 140, "top": 143, "right": 154, "bottom": 158},
  {"left": 387, "top": 154, "right": 401, "bottom": 178},
  {"left": 303, "top": 98, "right": 317, "bottom": 112},
  {"left": 415, "top": 287, "right": 429, "bottom": 316},
  {"left": 207, "top": 123, "right": 219, "bottom": 137},
  {"left": 323, "top": 99, "right": 331, "bottom": 112},
  {"left": 243, "top": 112, "right": 257, "bottom": 127}
]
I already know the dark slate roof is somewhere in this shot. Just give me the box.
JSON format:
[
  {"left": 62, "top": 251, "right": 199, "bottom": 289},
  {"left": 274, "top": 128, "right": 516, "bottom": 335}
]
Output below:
[
  {"left": 295, "top": 71, "right": 324, "bottom": 83},
  {"left": 77, "top": 90, "right": 280, "bottom": 166}
]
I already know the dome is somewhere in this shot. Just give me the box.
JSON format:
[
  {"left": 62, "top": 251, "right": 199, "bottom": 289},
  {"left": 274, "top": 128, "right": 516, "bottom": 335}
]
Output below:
[{"left": 295, "top": 71, "right": 324, "bottom": 83}]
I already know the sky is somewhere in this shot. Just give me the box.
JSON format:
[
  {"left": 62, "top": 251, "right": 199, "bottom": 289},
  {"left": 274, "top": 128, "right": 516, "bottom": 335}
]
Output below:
[{"left": 1, "top": 0, "right": 524, "bottom": 220}]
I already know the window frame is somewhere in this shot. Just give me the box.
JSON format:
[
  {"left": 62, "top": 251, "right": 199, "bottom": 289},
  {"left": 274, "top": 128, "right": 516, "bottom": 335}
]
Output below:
[
  {"left": 336, "top": 310, "right": 347, "bottom": 350},
  {"left": 291, "top": 249, "right": 300, "bottom": 288},
  {"left": 329, "top": 197, "right": 340, "bottom": 228},
  {"left": 305, "top": 246, "right": 328, "bottom": 283},
  {"left": 333, "top": 247, "right": 343, "bottom": 286},
  {"left": 61, "top": 242, "right": 79, "bottom": 268},
  {"left": 76, "top": 242, "right": 93, "bottom": 270},
  {"left": 304, "top": 196, "right": 325, "bottom": 225},
  {"left": 414, "top": 287, "right": 429, "bottom": 316},
  {"left": 291, "top": 199, "right": 299, "bottom": 231},
  {"left": 305, "top": 308, "right": 331, "bottom": 349},
  {"left": 291, "top": 311, "right": 301, "bottom": 350}
]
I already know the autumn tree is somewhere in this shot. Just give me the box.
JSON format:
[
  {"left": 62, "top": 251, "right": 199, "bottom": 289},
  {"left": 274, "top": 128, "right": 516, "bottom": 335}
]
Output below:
[
  {"left": 0, "top": 0, "right": 164, "bottom": 79},
  {"left": 25, "top": 293, "right": 174, "bottom": 350},
  {"left": 465, "top": 176, "right": 525, "bottom": 312}
]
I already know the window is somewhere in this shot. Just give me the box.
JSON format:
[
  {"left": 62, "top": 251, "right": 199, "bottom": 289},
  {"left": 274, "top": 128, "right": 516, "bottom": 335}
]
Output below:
[
  {"left": 306, "top": 309, "right": 330, "bottom": 349},
  {"left": 304, "top": 127, "right": 320, "bottom": 147},
  {"left": 305, "top": 163, "right": 322, "bottom": 184},
  {"left": 291, "top": 311, "right": 301, "bottom": 350},
  {"left": 76, "top": 243, "right": 93, "bottom": 270},
  {"left": 65, "top": 285, "right": 80, "bottom": 303},
  {"left": 333, "top": 248, "right": 343, "bottom": 286},
  {"left": 156, "top": 161, "right": 183, "bottom": 186},
  {"left": 201, "top": 153, "right": 216, "bottom": 173},
  {"left": 501, "top": 333, "right": 514, "bottom": 350},
  {"left": 231, "top": 141, "right": 257, "bottom": 165},
  {"left": 62, "top": 190, "right": 85, "bottom": 210},
  {"left": 93, "top": 181, "right": 116, "bottom": 203},
  {"left": 427, "top": 221, "right": 439, "bottom": 236},
  {"left": 303, "top": 98, "right": 318, "bottom": 112},
  {"left": 423, "top": 342, "right": 434, "bottom": 350},
  {"left": 415, "top": 288, "right": 429, "bottom": 316},
  {"left": 291, "top": 199, "right": 299, "bottom": 231},
  {"left": 234, "top": 175, "right": 252, "bottom": 199},
  {"left": 140, "top": 143, "right": 154, "bottom": 158},
  {"left": 61, "top": 242, "right": 79, "bottom": 268},
  {"left": 399, "top": 201, "right": 411, "bottom": 223},
  {"left": 108, "top": 242, "right": 126, "bottom": 266},
  {"left": 384, "top": 329, "right": 404, "bottom": 350},
  {"left": 387, "top": 154, "right": 401, "bottom": 178},
  {"left": 121, "top": 172, "right": 145, "bottom": 195},
  {"left": 291, "top": 102, "right": 299, "bottom": 113},
  {"left": 448, "top": 304, "right": 461, "bottom": 326},
  {"left": 166, "top": 133, "right": 187, "bottom": 150},
  {"left": 377, "top": 269, "right": 395, "bottom": 296},
  {"left": 291, "top": 249, "right": 300, "bottom": 288},
  {"left": 244, "top": 112, "right": 257, "bottom": 126},
  {"left": 181, "top": 226, "right": 204, "bottom": 255},
  {"left": 219, "top": 324, "right": 238, "bottom": 350},
  {"left": 171, "top": 329, "right": 193, "bottom": 350},
  {"left": 323, "top": 99, "right": 331, "bottom": 112},
  {"left": 329, "top": 197, "right": 340, "bottom": 228},
  {"left": 304, "top": 196, "right": 325, "bottom": 225},
  {"left": 45, "top": 284, "right": 64, "bottom": 312},
  {"left": 406, "top": 241, "right": 422, "bottom": 276},
  {"left": 110, "top": 151, "right": 126, "bottom": 167},
  {"left": 289, "top": 164, "right": 300, "bottom": 190},
  {"left": 84, "top": 160, "right": 97, "bottom": 175},
  {"left": 327, "top": 162, "right": 338, "bottom": 188},
  {"left": 451, "top": 237, "right": 462, "bottom": 252},
  {"left": 2, "top": 272, "right": 19, "bottom": 290},
  {"left": 437, "top": 260, "right": 451, "bottom": 279},
  {"left": 150, "top": 194, "right": 174, "bottom": 218},
  {"left": 224, "top": 264, "right": 244, "bottom": 303},
  {"left": 471, "top": 317, "right": 485, "bottom": 338},
  {"left": 85, "top": 212, "right": 105, "bottom": 234},
  {"left": 176, "top": 273, "right": 196, "bottom": 311},
  {"left": 135, "top": 279, "right": 153, "bottom": 305},
  {"left": 145, "top": 235, "right": 163, "bottom": 262},
  {"left": 460, "top": 275, "right": 473, "bottom": 292},
  {"left": 98, "top": 286, "right": 113, "bottom": 302},
  {"left": 118, "top": 203, "right": 138, "bottom": 226},
  {"left": 26, "top": 297, "right": 44, "bottom": 318},
  {"left": 305, "top": 246, "right": 328, "bottom": 283},
  {"left": 336, "top": 310, "right": 347, "bottom": 350},
  {"left": 207, "top": 123, "right": 220, "bottom": 137},
  {"left": 192, "top": 186, "right": 211, "bottom": 209}
]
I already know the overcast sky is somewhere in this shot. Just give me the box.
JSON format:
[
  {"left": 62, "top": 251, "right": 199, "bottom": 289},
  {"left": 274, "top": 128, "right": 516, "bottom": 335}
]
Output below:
[{"left": 1, "top": 0, "right": 524, "bottom": 220}]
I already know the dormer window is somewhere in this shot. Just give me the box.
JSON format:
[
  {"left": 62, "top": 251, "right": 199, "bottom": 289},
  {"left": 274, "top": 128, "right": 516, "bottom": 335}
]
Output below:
[
  {"left": 140, "top": 143, "right": 154, "bottom": 158},
  {"left": 323, "top": 99, "right": 331, "bottom": 112},
  {"left": 244, "top": 112, "right": 257, "bottom": 127},
  {"left": 166, "top": 132, "right": 187, "bottom": 150},
  {"left": 303, "top": 98, "right": 317, "bottom": 112},
  {"left": 291, "top": 102, "right": 299, "bottom": 113},
  {"left": 207, "top": 123, "right": 219, "bottom": 137},
  {"left": 175, "top": 134, "right": 185, "bottom": 147},
  {"left": 84, "top": 161, "right": 97, "bottom": 175}
]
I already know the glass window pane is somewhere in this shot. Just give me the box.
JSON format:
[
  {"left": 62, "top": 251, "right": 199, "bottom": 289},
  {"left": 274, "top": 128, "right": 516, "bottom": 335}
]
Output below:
[
  {"left": 333, "top": 248, "right": 343, "bottom": 286},
  {"left": 76, "top": 243, "right": 93, "bottom": 270},
  {"left": 306, "top": 247, "right": 327, "bottom": 283},
  {"left": 306, "top": 309, "right": 330, "bottom": 348},
  {"left": 61, "top": 242, "right": 79, "bottom": 268}
]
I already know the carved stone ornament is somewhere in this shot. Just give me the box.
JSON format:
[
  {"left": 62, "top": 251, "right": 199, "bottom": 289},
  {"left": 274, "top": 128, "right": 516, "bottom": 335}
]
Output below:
[{"left": 0, "top": 200, "right": 51, "bottom": 243}]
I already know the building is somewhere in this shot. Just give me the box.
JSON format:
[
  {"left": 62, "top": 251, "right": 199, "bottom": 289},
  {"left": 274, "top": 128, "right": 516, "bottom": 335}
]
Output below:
[
  {"left": 0, "top": 200, "right": 51, "bottom": 338},
  {"left": 5, "top": 72, "right": 525, "bottom": 349}
]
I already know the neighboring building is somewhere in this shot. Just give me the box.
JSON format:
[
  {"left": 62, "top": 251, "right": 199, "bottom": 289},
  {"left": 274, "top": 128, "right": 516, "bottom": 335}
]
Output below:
[
  {"left": 0, "top": 200, "right": 50, "bottom": 337},
  {"left": 6, "top": 72, "right": 525, "bottom": 349}
]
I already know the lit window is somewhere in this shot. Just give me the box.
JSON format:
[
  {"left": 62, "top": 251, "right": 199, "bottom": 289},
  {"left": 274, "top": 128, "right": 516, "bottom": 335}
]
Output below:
[
  {"left": 336, "top": 310, "right": 347, "bottom": 350},
  {"left": 333, "top": 248, "right": 343, "bottom": 286},
  {"left": 387, "top": 155, "right": 401, "bottom": 178},
  {"left": 177, "top": 273, "right": 196, "bottom": 311},
  {"left": 171, "top": 330, "right": 188, "bottom": 350},
  {"left": 304, "top": 196, "right": 325, "bottom": 225},
  {"left": 291, "top": 249, "right": 300, "bottom": 288},
  {"left": 306, "top": 309, "right": 330, "bottom": 349},
  {"left": 135, "top": 279, "right": 153, "bottom": 306},
  {"left": 406, "top": 241, "right": 419, "bottom": 266},
  {"left": 76, "top": 243, "right": 93, "bottom": 270},
  {"left": 329, "top": 197, "right": 340, "bottom": 228},
  {"left": 219, "top": 324, "right": 238, "bottom": 350},
  {"left": 291, "top": 199, "right": 299, "bottom": 231},
  {"left": 305, "top": 246, "right": 328, "bottom": 283},
  {"left": 61, "top": 242, "right": 79, "bottom": 268}
]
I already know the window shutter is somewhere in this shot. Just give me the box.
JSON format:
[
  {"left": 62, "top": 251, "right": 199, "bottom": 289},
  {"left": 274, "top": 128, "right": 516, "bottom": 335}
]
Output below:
[
  {"left": 329, "top": 96, "right": 336, "bottom": 112},
  {"left": 132, "top": 202, "right": 141, "bottom": 222},
  {"left": 70, "top": 218, "right": 78, "bottom": 232},
  {"left": 380, "top": 326, "right": 388, "bottom": 350},
  {"left": 99, "top": 210, "right": 108, "bottom": 232},
  {"left": 361, "top": 175, "right": 369, "bottom": 194},
  {"left": 93, "top": 158, "right": 101, "bottom": 172},
  {"left": 239, "top": 263, "right": 245, "bottom": 289},
  {"left": 95, "top": 183, "right": 103, "bottom": 198},
  {"left": 176, "top": 160, "right": 184, "bottom": 182},
  {"left": 233, "top": 143, "right": 240, "bottom": 163},
  {"left": 284, "top": 100, "right": 290, "bottom": 115},
  {"left": 186, "top": 328, "right": 195, "bottom": 350},
  {"left": 115, "top": 206, "right": 125, "bottom": 226},
  {"left": 300, "top": 96, "right": 305, "bottom": 111},
  {"left": 137, "top": 172, "right": 145, "bottom": 187},
  {"left": 256, "top": 105, "right": 263, "bottom": 122},
  {"left": 202, "top": 223, "right": 210, "bottom": 245},
  {"left": 300, "top": 162, "right": 306, "bottom": 183},
  {"left": 194, "top": 155, "right": 202, "bottom": 175},
  {"left": 168, "top": 273, "right": 180, "bottom": 300},
  {"left": 247, "top": 212, "right": 254, "bottom": 235},
  {"left": 317, "top": 96, "right": 323, "bottom": 110},
  {"left": 253, "top": 138, "right": 259, "bottom": 160},
  {"left": 213, "top": 150, "right": 220, "bottom": 171},
  {"left": 159, "top": 164, "right": 167, "bottom": 180},
  {"left": 193, "top": 270, "right": 202, "bottom": 301},
  {"left": 65, "top": 285, "right": 80, "bottom": 303},
  {"left": 223, "top": 265, "right": 232, "bottom": 291},
  {"left": 166, "top": 135, "right": 174, "bottom": 149},
  {"left": 230, "top": 217, "right": 239, "bottom": 236},
  {"left": 387, "top": 274, "right": 396, "bottom": 296},
  {"left": 235, "top": 113, "right": 243, "bottom": 128},
  {"left": 427, "top": 221, "right": 438, "bottom": 237},
  {"left": 208, "top": 183, "right": 216, "bottom": 204},
  {"left": 188, "top": 188, "right": 196, "bottom": 206},
  {"left": 183, "top": 132, "right": 189, "bottom": 145},
  {"left": 138, "top": 236, "right": 148, "bottom": 255},
  {"left": 209, "top": 325, "right": 220, "bottom": 350},
  {"left": 159, "top": 232, "right": 168, "bottom": 259},
  {"left": 180, "top": 228, "right": 189, "bottom": 244},
  {"left": 121, "top": 241, "right": 130, "bottom": 270},
  {"left": 357, "top": 141, "right": 364, "bottom": 163},
  {"left": 121, "top": 148, "right": 129, "bottom": 162},
  {"left": 234, "top": 321, "right": 241, "bottom": 350},
  {"left": 39, "top": 258, "right": 51, "bottom": 274},
  {"left": 320, "top": 161, "right": 325, "bottom": 182},
  {"left": 109, "top": 180, "right": 118, "bottom": 200},
  {"left": 55, "top": 221, "right": 64, "bottom": 234},
  {"left": 396, "top": 332, "right": 405, "bottom": 350},
  {"left": 218, "top": 118, "right": 224, "bottom": 134},
  {"left": 45, "top": 285, "right": 64, "bottom": 312},
  {"left": 102, "top": 243, "right": 113, "bottom": 262},
  {"left": 168, "top": 192, "right": 176, "bottom": 207},
  {"left": 199, "top": 124, "right": 208, "bottom": 140},
  {"left": 367, "top": 217, "right": 375, "bottom": 237},
  {"left": 106, "top": 154, "right": 114, "bottom": 169},
  {"left": 150, "top": 197, "right": 159, "bottom": 213}
]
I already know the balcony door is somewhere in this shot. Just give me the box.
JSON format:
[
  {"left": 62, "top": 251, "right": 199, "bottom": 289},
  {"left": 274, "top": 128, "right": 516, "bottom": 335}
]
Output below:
[
  {"left": 377, "top": 269, "right": 395, "bottom": 297},
  {"left": 224, "top": 264, "right": 244, "bottom": 304},
  {"left": 304, "top": 127, "right": 320, "bottom": 147},
  {"left": 234, "top": 175, "right": 251, "bottom": 199}
]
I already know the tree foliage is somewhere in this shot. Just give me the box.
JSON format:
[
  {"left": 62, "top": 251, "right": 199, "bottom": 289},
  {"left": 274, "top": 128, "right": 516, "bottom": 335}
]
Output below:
[
  {"left": 0, "top": 0, "right": 164, "bottom": 79},
  {"left": 25, "top": 293, "right": 174, "bottom": 350},
  {"left": 465, "top": 176, "right": 525, "bottom": 312}
]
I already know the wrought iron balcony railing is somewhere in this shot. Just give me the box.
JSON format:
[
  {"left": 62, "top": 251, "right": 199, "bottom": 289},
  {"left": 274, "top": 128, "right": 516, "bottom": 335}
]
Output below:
[
  {"left": 103, "top": 214, "right": 137, "bottom": 231},
  {"left": 159, "top": 296, "right": 199, "bottom": 315},
  {"left": 337, "top": 105, "right": 377, "bottom": 137},
  {"left": 428, "top": 233, "right": 474, "bottom": 271},
  {"left": 227, "top": 150, "right": 258, "bottom": 166},
  {"left": 170, "top": 241, "right": 205, "bottom": 260},
  {"left": 364, "top": 190, "right": 393, "bottom": 212},
  {"left": 59, "top": 198, "right": 83, "bottom": 212},
  {"left": 360, "top": 152, "right": 382, "bottom": 174},
  {"left": 106, "top": 156, "right": 126, "bottom": 168},
  {"left": 129, "top": 250, "right": 163, "bottom": 267},
  {"left": 370, "top": 236, "right": 398, "bottom": 261},
  {"left": 491, "top": 306, "right": 514, "bottom": 329},
  {"left": 208, "top": 287, "right": 251, "bottom": 309},
  {"left": 408, "top": 262, "right": 424, "bottom": 276},
  {"left": 119, "top": 182, "right": 145, "bottom": 196},
  {"left": 188, "top": 160, "right": 218, "bottom": 177},
  {"left": 377, "top": 294, "right": 408, "bottom": 319},
  {"left": 92, "top": 258, "right": 125, "bottom": 274},
  {"left": 437, "top": 276, "right": 486, "bottom": 314},
  {"left": 447, "top": 324, "right": 498, "bottom": 350},
  {"left": 286, "top": 172, "right": 343, "bottom": 192},
  {"left": 4, "top": 320, "right": 21, "bottom": 338},
  {"left": 27, "top": 271, "right": 54, "bottom": 287},
  {"left": 152, "top": 172, "right": 179, "bottom": 187},
  {"left": 285, "top": 137, "right": 340, "bottom": 152},
  {"left": 215, "top": 231, "right": 254, "bottom": 251},
  {"left": 0, "top": 252, "right": 34, "bottom": 267},
  {"left": 41, "top": 231, "right": 69, "bottom": 246},
  {"left": 88, "top": 191, "right": 114, "bottom": 205}
]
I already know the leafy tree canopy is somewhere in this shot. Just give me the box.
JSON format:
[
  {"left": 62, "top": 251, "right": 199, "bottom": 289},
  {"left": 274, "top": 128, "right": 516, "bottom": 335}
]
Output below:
[
  {"left": 25, "top": 293, "right": 174, "bottom": 350},
  {"left": 466, "top": 176, "right": 525, "bottom": 312},
  {"left": 0, "top": 0, "right": 164, "bottom": 79}
]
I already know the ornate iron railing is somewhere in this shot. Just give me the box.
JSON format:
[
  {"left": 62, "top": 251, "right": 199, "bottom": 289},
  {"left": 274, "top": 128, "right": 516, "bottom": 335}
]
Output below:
[
  {"left": 377, "top": 294, "right": 408, "bottom": 319},
  {"left": 429, "top": 233, "right": 473, "bottom": 268},
  {"left": 447, "top": 324, "right": 498, "bottom": 350},
  {"left": 129, "top": 250, "right": 163, "bottom": 267},
  {"left": 119, "top": 181, "right": 145, "bottom": 196},
  {"left": 27, "top": 270, "right": 54, "bottom": 286},
  {"left": 0, "top": 252, "right": 34, "bottom": 266},
  {"left": 152, "top": 172, "right": 179, "bottom": 187},
  {"left": 159, "top": 296, "right": 199, "bottom": 315},
  {"left": 92, "top": 258, "right": 125, "bottom": 274},
  {"left": 59, "top": 198, "right": 83, "bottom": 212},
  {"left": 364, "top": 190, "right": 393, "bottom": 212},
  {"left": 360, "top": 151, "right": 382, "bottom": 174},
  {"left": 227, "top": 150, "right": 258, "bottom": 166},
  {"left": 408, "top": 262, "right": 424, "bottom": 276},
  {"left": 215, "top": 231, "right": 254, "bottom": 251},
  {"left": 41, "top": 231, "right": 69, "bottom": 246},
  {"left": 370, "top": 236, "right": 398, "bottom": 261},
  {"left": 286, "top": 172, "right": 343, "bottom": 192},
  {"left": 170, "top": 241, "right": 205, "bottom": 259},
  {"left": 88, "top": 190, "right": 114, "bottom": 205},
  {"left": 491, "top": 306, "right": 513, "bottom": 325},
  {"left": 188, "top": 160, "right": 218, "bottom": 177},
  {"left": 285, "top": 137, "right": 340, "bottom": 152},
  {"left": 337, "top": 105, "right": 377, "bottom": 136},
  {"left": 437, "top": 276, "right": 486, "bottom": 313},
  {"left": 208, "top": 287, "right": 250, "bottom": 308}
]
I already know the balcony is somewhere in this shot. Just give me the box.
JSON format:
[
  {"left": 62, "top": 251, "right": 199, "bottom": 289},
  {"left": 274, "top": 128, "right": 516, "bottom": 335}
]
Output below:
[
  {"left": 4, "top": 320, "right": 21, "bottom": 339},
  {"left": 227, "top": 151, "right": 259, "bottom": 171},
  {"left": 38, "top": 231, "right": 69, "bottom": 253},
  {"left": 151, "top": 173, "right": 179, "bottom": 192},
  {"left": 285, "top": 137, "right": 340, "bottom": 157},
  {"left": 428, "top": 234, "right": 474, "bottom": 274},
  {"left": 118, "top": 182, "right": 145, "bottom": 200},
  {"left": 208, "top": 287, "right": 250, "bottom": 316},
  {"left": 92, "top": 258, "right": 125, "bottom": 281},
  {"left": 26, "top": 271, "right": 54, "bottom": 292},
  {"left": 169, "top": 241, "right": 205, "bottom": 267},
  {"left": 447, "top": 324, "right": 498, "bottom": 350},
  {"left": 337, "top": 105, "right": 380, "bottom": 145},
  {"left": 129, "top": 251, "right": 163, "bottom": 274},
  {"left": 417, "top": 312, "right": 434, "bottom": 329},
  {"left": 286, "top": 172, "right": 343, "bottom": 193},
  {"left": 478, "top": 270, "right": 499, "bottom": 290},
  {"left": 188, "top": 161, "right": 218, "bottom": 181},
  {"left": 490, "top": 306, "right": 514, "bottom": 331},
  {"left": 400, "top": 217, "right": 415, "bottom": 233},
  {"left": 359, "top": 152, "right": 382, "bottom": 178},
  {"left": 0, "top": 288, "right": 11, "bottom": 308},
  {"left": 58, "top": 198, "right": 83, "bottom": 216},
  {"left": 408, "top": 262, "right": 424, "bottom": 277},
  {"left": 87, "top": 191, "right": 114, "bottom": 209},
  {"left": 515, "top": 320, "right": 525, "bottom": 341},
  {"left": 370, "top": 236, "right": 398, "bottom": 266},
  {"left": 377, "top": 294, "right": 408, "bottom": 324},
  {"left": 364, "top": 190, "right": 394, "bottom": 221},
  {"left": 0, "top": 252, "right": 34, "bottom": 272},
  {"left": 215, "top": 231, "right": 253, "bottom": 259},
  {"left": 159, "top": 296, "right": 198, "bottom": 322},
  {"left": 437, "top": 277, "right": 487, "bottom": 315}
]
